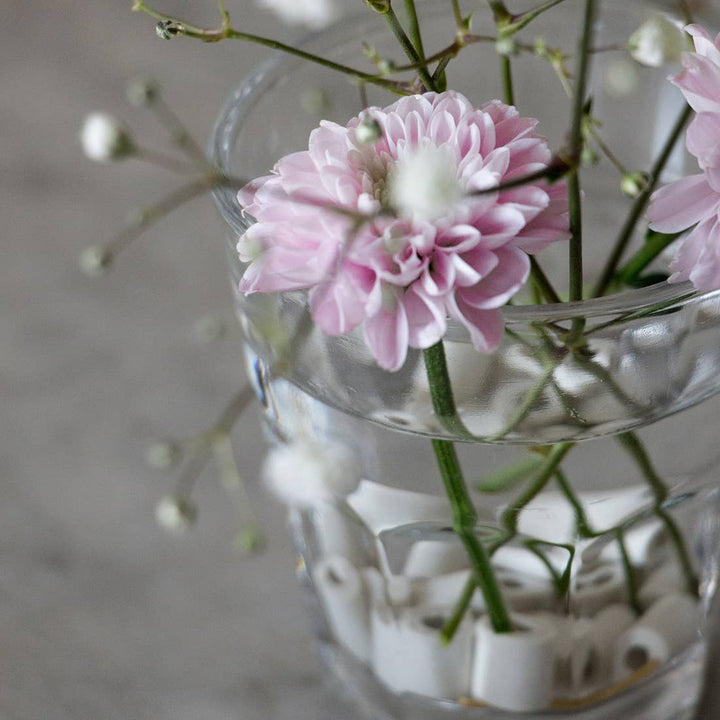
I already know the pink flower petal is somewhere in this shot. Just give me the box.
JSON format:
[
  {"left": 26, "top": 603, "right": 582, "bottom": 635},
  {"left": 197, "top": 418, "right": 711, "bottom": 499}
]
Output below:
[
  {"left": 648, "top": 173, "right": 719, "bottom": 232},
  {"left": 363, "top": 301, "right": 409, "bottom": 371}
]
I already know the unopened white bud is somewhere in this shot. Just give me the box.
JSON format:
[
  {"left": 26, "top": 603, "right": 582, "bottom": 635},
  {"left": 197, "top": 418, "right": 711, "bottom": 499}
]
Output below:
[
  {"left": 629, "top": 14, "right": 685, "bottom": 68},
  {"left": 145, "top": 439, "right": 182, "bottom": 469},
  {"left": 155, "top": 495, "right": 197, "bottom": 533},
  {"left": 126, "top": 78, "right": 159, "bottom": 107},
  {"left": 389, "top": 145, "right": 463, "bottom": 221},
  {"left": 355, "top": 117, "right": 383, "bottom": 145},
  {"left": 80, "top": 113, "right": 135, "bottom": 163},
  {"left": 263, "top": 439, "right": 360, "bottom": 508},
  {"left": 621, "top": 171, "right": 650, "bottom": 198},
  {"left": 79, "top": 244, "right": 113, "bottom": 277}
]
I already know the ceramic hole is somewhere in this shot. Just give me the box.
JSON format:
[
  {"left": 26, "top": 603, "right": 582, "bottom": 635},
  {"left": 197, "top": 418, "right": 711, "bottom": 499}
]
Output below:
[
  {"left": 422, "top": 614, "right": 446, "bottom": 631},
  {"left": 625, "top": 645, "right": 649, "bottom": 671}
]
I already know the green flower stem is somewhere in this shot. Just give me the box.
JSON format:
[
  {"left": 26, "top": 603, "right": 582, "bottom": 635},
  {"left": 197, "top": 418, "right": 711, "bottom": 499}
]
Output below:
[
  {"left": 656, "top": 507, "right": 698, "bottom": 595},
  {"left": 486, "top": 0, "right": 513, "bottom": 26},
  {"left": 384, "top": 6, "right": 438, "bottom": 92},
  {"left": 132, "top": 1, "right": 408, "bottom": 94},
  {"left": 616, "top": 527, "right": 642, "bottom": 614},
  {"left": 616, "top": 432, "right": 698, "bottom": 594},
  {"left": 104, "top": 176, "right": 214, "bottom": 261},
  {"left": 617, "top": 230, "right": 682, "bottom": 287},
  {"left": 554, "top": 468, "right": 593, "bottom": 538},
  {"left": 500, "top": 443, "right": 574, "bottom": 536},
  {"left": 593, "top": 104, "right": 693, "bottom": 298},
  {"left": 403, "top": 0, "right": 426, "bottom": 60},
  {"left": 563, "top": 0, "right": 595, "bottom": 344},
  {"left": 505, "top": 0, "right": 569, "bottom": 34},
  {"left": 500, "top": 55, "right": 515, "bottom": 106},
  {"left": 487, "top": 361, "right": 556, "bottom": 441},
  {"left": 440, "top": 574, "right": 476, "bottom": 644},
  {"left": 530, "top": 257, "right": 561, "bottom": 303},
  {"left": 422, "top": 343, "right": 473, "bottom": 436},
  {"left": 176, "top": 386, "right": 255, "bottom": 497},
  {"left": 431, "top": 438, "right": 512, "bottom": 632},
  {"left": 423, "top": 343, "right": 511, "bottom": 633},
  {"left": 616, "top": 432, "right": 667, "bottom": 503},
  {"left": 152, "top": 96, "right": 211, "bottom": 167}
]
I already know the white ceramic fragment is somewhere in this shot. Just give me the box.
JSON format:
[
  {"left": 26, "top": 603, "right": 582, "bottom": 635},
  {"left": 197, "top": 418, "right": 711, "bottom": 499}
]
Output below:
[
  {"left": 471, "top": 612, "right": 557, "bottom": 711},
  {"left": 638, "top": 559, "right": 686, "bottom": 609},
  {"left": 313, "top": 555, "right": 372, "bottom": 662},
  {"left": 570, "top": 561, "right": 629, "bottom": 616},
  {"left": 584, "top": 603, "right": 636, "bottom": 685},
  {"left": 403, "top": 539, "right": 469, "bottom": 577},
  {"left": 613, "top": 593, "right": 700, "bottom": 681},
  {"left": 314, "top": 501, "right": 374, "bottom": 567},
  {"left": 371, "top": 604, "right": 473, "bottom": 699},
  {"left": 495, "top": 566, "right": 558, "bottom": 613}
]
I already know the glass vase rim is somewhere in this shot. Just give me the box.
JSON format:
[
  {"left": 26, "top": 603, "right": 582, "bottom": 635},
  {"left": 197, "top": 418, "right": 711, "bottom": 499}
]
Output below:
[{"left": 208, "top": 2, "right": 715, "bottom": 327}]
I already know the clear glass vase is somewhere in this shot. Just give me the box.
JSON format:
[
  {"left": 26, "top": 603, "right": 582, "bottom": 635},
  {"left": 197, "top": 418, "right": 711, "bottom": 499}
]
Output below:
[{"left": 211, "top": 1, "right": 720, "bottom": 717}]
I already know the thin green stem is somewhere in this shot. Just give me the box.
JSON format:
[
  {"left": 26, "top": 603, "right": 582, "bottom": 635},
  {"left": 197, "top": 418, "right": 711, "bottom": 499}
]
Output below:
[
  {"left": 135, "top": 146, "right": 196, "bottom": 174},
  {"left": 487, "top": 363, "right": 556, "bottom": 441},
  {"left": 403, "top": 0, "right": 425, "bottom": 60},
  {"left": 616, "top": 527, "right": 641, "bottom": 614},
  {"left": 593, "top": 104, "right": 693, "bottom": 297},
  {"left": 422, "top": 343, "right": 472, "bottom": 436},
  {"left": 554, "top": 468, "right": 593, "bottom": 538},
  {"left": 133, "top": 1, "right": 408, "bottom": 93},
  {"left": 500, "top": 55, "right": 515, "bottom": 106},
  {"left": 563, "top": 0, "right": 595, "bottom": 346},
  {"left": 440, "top": 575, "right": 476, "bottom": 644},
  {"left": 616, "top": 432, "right": 667, "bottom": 503},
  {"left": 506, "top": 0, "right": 569, "bottom": 33},
  {"left": 384, "top": 6, "right": 437, "bottom": 91},
  {"left": 152, "top": 97, "right": 211, "bottom": 166},
  {"left": 617, "top": 231, "right": 682, "bottom": 287},
  {"left": 529, "top": 257, "right": 561, "bottom": 303},
  {"left": 431, "top": 438, "right": 512, "bottom": 632},
  {"left": 500, "top": 443, "right": 574, "bottom": 534}
]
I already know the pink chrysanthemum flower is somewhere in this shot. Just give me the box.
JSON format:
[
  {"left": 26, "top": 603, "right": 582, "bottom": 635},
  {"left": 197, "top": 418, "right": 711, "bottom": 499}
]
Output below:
[
  {"left": 648, "top": 25, "right": 720, "bottom": 291},
  {"left": 237, "top": 91, "right": 569, "bottom": 371}
]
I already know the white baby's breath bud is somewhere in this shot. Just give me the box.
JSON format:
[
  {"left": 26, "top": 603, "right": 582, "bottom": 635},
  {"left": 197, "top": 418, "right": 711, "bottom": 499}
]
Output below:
[
  {"left": 80, "top": 113, "right": 135, "bottom": 163},
  {"left": 263, "top": 439, "right": 360, "bottom": 508},
  {"left": 79, "top": 244, "right": 113, "bottom": 277},
  {"left": 628, "top": 14, "right": 685, "bottom": 68},
  {"left": 496, "top": 35, "right": 517, "bottom": 57},
  {"left": 255, "top": 0, "right": 338, "bottom": 29},
  {"left": 355, "top": 117, "right": 383, "bottom": 145},
  {"left": 621, "top": 171, "right": 650, "bottom": 198},
  {"left": 155, "top": 495, "right": 197, "bottom": 533},
  {"left": 604, "top": 58, "right": 640, "bottom": 97},
  {"left": 145, "top": 439, "right": 182, "bottom": 469},
  {"left": 126, "top": 78, "right": 159, "bottom": 107},
  {"left": 389, "top": 145, "right": 463, "bottom": 221}
]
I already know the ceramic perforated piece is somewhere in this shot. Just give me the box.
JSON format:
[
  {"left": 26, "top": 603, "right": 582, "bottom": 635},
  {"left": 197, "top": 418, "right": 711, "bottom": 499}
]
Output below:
[
  {"left": 402, "top": 539, "right": 469, "bottom": 578},
  {"left": 570, "top": 562, "right": 629, "bottom": 617},
  {"left": 613, "top": 593, "right": 700, "bottom": 682},
  {"left": 371, "top": 604, "right": 473, "bottom": 699},
  {"left": 495, "top": 567, "right": 557, "bottom": 613},
  {"left": 638, "top": 560, "right": 687, "bottom": 609},
  {"left": 471, "top": 612, "right": 557, "bottom": 711},
  {"left": 313, "top": 501, "right": 374, "bottom": 567},
  {"left": 313, "top": 555, "right": 372, "bottom": 662}
]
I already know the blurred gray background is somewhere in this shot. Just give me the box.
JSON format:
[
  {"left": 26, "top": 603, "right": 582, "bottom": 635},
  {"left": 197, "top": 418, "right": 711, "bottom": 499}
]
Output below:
[{"left": 2, "top": 1, "right": 362, "bottom": 718}]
